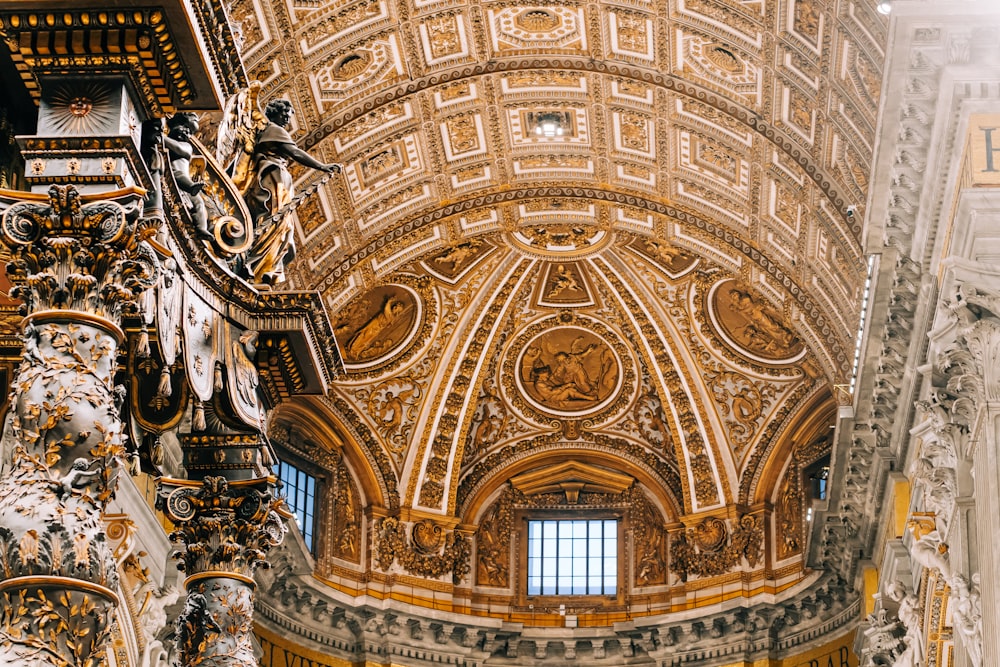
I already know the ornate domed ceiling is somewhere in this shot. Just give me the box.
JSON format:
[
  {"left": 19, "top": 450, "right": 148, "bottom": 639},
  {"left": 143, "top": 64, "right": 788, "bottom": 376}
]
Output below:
[{"left": 229, "top": 0, "right": 886, "bottom": 621}]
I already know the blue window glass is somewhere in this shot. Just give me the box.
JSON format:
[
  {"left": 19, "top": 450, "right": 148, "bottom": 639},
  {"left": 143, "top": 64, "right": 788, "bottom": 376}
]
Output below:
[
  {"left": 279, "top": 461, "right": 316, "bottom": 551},
  {"left": 526, "top": 519, "right": 617, "bottom": 596}
]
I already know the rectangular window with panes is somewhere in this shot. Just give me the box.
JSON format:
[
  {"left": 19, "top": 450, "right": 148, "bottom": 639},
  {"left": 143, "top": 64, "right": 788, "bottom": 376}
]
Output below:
[
  {"left": 526, "top": 519, "right": 618, "bottom": 596},
  {"left": 278, "top": 461, "right": 316, "bottom": 552}
]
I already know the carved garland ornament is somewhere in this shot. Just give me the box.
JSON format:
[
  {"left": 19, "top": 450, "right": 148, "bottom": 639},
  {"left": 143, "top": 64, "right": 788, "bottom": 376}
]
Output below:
[
  {"left": 375, "top": 517, "right": 470, "bottom": 582},
  {"left": 670, "top": 514, "right": 764, "bottom": 581}
]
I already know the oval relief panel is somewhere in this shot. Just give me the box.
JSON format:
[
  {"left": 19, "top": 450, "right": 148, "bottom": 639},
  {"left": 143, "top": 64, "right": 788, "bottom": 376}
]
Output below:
[
  {"left": 505, "top": 315, "right": 634, "bottom": 422},
  {"left": 706, "top": 279, "right": 806, "bottom": 365},
  {"left": 334, "top": 284, "right": 423, "bottom": 371}
]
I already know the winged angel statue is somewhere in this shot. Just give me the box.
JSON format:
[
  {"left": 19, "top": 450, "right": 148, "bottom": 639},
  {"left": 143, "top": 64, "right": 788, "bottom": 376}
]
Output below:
[{"left": 176, "top": 82, "right": 340, "bottom": 286}]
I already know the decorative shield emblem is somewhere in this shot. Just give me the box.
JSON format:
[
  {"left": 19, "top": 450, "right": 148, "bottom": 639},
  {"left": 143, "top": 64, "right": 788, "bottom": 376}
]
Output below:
[{"left": 156, "top": 257, "right": 183, "bottom": 367}]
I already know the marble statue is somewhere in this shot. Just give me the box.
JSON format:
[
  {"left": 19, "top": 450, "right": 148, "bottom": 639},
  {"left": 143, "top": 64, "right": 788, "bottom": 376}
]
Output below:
[
  {"left": 950, "top": 573, "right": 983, "bottom": 667},
  {"left": 886, "top": 581, "right": 924, "bottom": 667}
]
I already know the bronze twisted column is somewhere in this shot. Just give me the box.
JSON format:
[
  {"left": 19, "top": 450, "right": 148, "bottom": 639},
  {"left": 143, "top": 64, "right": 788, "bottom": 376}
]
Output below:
[{"left": 0, "top": 184, "right": 158, "bottom": 666}]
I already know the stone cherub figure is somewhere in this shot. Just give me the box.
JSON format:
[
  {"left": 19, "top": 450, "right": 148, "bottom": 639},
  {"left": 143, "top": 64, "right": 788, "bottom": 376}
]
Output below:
[
  {"left": 244, "top": 99, "right": 340, "bottom": 285},
  {"left": 163, "top": 113, "right": 210, "bottom": 237}
]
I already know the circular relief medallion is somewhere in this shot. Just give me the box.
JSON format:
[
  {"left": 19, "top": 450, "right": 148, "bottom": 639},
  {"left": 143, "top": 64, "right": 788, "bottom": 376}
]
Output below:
[
  {"left": 707, "top": 279, "right": 806, "bottom": 365},
  {"left": 507, "top": 317, "right": 633, "bottom": 421},
  {"left": 335, "top": 284, "right": 423, "bottom": 370}
]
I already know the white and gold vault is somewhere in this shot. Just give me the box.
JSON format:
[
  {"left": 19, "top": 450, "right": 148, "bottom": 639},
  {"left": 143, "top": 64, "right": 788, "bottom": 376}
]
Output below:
[{"left": 0, "top": 0, "right": 995, "bottom": 666}]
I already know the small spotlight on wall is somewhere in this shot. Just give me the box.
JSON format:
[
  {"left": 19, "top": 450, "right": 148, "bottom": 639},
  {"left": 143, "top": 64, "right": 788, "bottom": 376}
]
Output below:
[{"left": 876, "top": 0, "right": 891, "bottom": 14}]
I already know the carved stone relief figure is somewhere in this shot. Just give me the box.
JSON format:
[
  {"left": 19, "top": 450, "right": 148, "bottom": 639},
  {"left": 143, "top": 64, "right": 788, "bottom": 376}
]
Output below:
[
  {"left": 633, "top": 385, "right": 678, "bottom": 469},
  {"left": 669, "top": 514, "right": 764, "bottom": 582},
  {"left": 776, "top": 461, "right": 803, "bottom": 559},
  {"left": 630, "top": 487, "right": 667, "bottom": 586},
  {"left": 466, "top": 384, "right": 507, "bottom": 461},
  {"left": 711, "top": 281, "right": 804, "bottom": 361},
  {"left": 519, "top": 328, "right": 619, "bottom": 413},
  {"left": 426, "top": 240, "right": 487, "bottom": 279},
  {"left": 885, "top": 580, "right": 924, "bottom": 667},
  {"left": 335, "top": 286, "right": 420, "bottom": 365},
  {"left": 332, "top": 463, "right": 362, "bottom": 563},
  {"left": 950, "top": 573, "right": 983, "bottom": 667},
  {"left": 376, "top": 516, "right": 470, "bottom": 583},
  {"left": 476, "top": 490, "right": 513, "bottom": 588}
]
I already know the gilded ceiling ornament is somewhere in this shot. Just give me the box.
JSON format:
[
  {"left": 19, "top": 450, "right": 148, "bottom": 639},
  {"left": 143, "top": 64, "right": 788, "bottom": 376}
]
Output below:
[
  {"left": 613, "top": 12, "right": 649, "bottom": 53},
  {"left": 630, "top": 237, "right": 698, "bottom": 276},
  {"left": 707, "top": 279, "right": 806, "bottom": 364},
  {"left": 422, "top": 239, "right": 492, "bottom": 283},
  {"left": 465, "top": 385, "right": 507, "bottom": 462},
  {"left": 702, "top": 364, "right": 776, "bottom": 456},
  {"left": 792, "top": 0, "right": 821, "bottom": 42},
  {"left": 425, "top": 14, "right": 463, "bottom": 59},
  {"left": 705, "top": 45, "right": 743, "bottom": 73},
  {"left": 670, "top": 513, "right": 764, "bottom": 582},
  {"left": 476, "top": 490, "right": 513, "bottom": 588},
  {"left": 505, "top": 71, "right": 582, "bottom": 88},
  {"left": 358, "top": 373, "right": 424, "bottom": 461},
  {"left": 334, "top": 102, "right": 407, "bottom": 150},
  {"left": 334, "top": 284, "right": 422, "bottom": 369},
  {"left": 445, "top": 115, "right": 481, "bottom": 154},
  {"left": 776, "top": 462, "right": 803, "bottom": 559},
  {"left": 375, "top": 517, "right": 470, "bottom": 582},
  {"left": 539, "top": 261, "right": 591, "bottom": 306},
  {"left": 617, "top": 111, "right": 650, "bottom": 152},
  {"left": 630, "top": 487, "right": 667, "bottom": 587},
  {"left": 492, "top": 6, "right": 582, "bottom": 50},
  {"left": 332, "top": 463, "right": 361, "bottom": 563},
  {"left": 515, "top": 9, "right": 560, "bottom": 32},
  {"left": 514, "top": 324, "right": 623, "bottom": 417}
]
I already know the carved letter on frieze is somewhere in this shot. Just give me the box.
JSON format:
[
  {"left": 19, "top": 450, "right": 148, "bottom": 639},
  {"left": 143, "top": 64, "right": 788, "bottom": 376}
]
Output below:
[{"left": 0, "top": 184, "right": 159, "bottom": 666}]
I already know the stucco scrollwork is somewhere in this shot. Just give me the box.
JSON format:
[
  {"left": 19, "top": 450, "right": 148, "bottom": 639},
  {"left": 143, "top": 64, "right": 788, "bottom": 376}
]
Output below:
[{"left": 669, "top": 513, "right": 763, "bottom": 582}]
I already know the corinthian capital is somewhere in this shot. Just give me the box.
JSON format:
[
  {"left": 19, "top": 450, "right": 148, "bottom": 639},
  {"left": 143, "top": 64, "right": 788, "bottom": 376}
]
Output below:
[
  {"left": 961, "top": 317, "right": 1000, "bottom": 405},
  {"left": 157, "top": 476, "right": 286, "bottom": 579},
  {"left": 0, "top": 184, "right": 158, "bottom": 326}
]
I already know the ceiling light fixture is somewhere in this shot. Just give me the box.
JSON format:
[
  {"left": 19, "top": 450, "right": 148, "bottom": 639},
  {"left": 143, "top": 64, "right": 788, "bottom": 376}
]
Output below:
[
  {"left": 533, "top": 112, "right": 566, "bottom": 137},
  {"left": 876, "top": 0, "right": 891, "bottom": 15}
]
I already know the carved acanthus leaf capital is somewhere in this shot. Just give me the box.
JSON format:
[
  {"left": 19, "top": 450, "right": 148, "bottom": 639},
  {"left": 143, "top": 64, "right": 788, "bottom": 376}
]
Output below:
[
  {"left": 157, "top": 476, "right": 286, "bottom": 578},
  {"left": 0, "top": 185, "right": 158, "bottom": 325}
]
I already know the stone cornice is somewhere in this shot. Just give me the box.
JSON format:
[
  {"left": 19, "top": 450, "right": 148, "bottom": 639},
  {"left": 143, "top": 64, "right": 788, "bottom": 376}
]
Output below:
[{"left": 256, "top": 545, "right": 858, "bottom": 666}]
